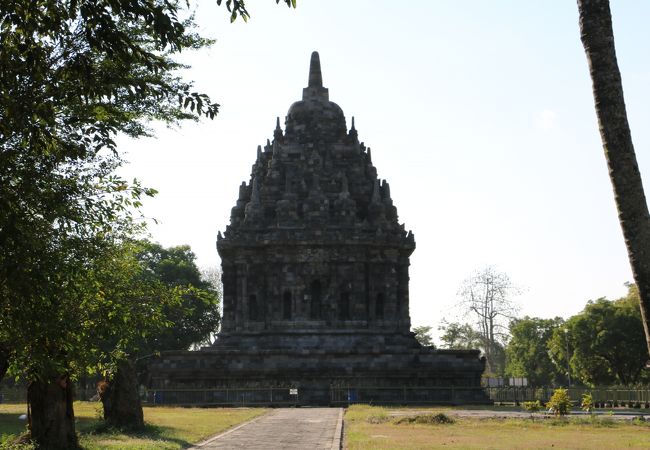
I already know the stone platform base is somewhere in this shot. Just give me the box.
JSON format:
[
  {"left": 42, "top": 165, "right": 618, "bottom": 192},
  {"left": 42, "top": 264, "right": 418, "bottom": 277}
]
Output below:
[{"left": 141, "top": 333, "right": 491, "bottom": 405}]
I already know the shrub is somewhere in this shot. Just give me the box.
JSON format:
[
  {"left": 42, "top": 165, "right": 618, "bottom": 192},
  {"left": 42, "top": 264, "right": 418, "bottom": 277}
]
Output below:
[
  {"left": 0, "top": 435, "right": 36, "bottom": 450},
  {"left": 366, "top": 412, "right": 390, "bottom": 424},
  {"left": 546, "top": 388, "right": 572, "bottom": 416},
  {"left": 523, "top": 400, "right": 543, "bottom": 413},
  {"left": 394, "top": 413, "right": 455, "bottom": 425},
  {"left": 581, "top": 392, "right": 594, "bottom": 413}
]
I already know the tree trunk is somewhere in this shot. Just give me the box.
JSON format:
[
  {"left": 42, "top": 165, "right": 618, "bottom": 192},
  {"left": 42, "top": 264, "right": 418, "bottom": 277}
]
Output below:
[
  {"left": 0, "top": 345, "right": 9, "bottom": 382},
  {"left": 99, "top": 359, "right": 144, "bottom": 429},
  {"left": 578, "top": 0, "right": 650, "bottom": 357},
  {"left": 27, "top": 375, "right": 78, "bottom": 450}
]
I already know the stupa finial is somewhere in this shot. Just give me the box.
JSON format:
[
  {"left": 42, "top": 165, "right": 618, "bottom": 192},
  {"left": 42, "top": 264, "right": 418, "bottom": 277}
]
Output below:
[
  {"left": 301, "top": 51, "right": 329, "bottom": 101},
  {"left": 308, "top": 51, "right": 323, "bottom": 88},
  {"left": 274, "top": 116, "right": 283, "bottom": 141}
]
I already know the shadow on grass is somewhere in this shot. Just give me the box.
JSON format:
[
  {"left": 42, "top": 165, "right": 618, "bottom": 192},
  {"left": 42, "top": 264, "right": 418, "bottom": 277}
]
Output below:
[
  {"left": 77, "top": 418, "right": 192, "bottom": 449},
  {"left": 0, "top": 411, "right": 28, "bottom": 437}
]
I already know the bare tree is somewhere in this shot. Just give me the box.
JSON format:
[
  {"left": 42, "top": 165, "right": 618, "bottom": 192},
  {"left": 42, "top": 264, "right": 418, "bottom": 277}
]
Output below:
[
  {"left": 577, "top": 0, "right": 650, "bottom": 358},
  {"left": 458, "top": 266, "right": 520, "bottom": 374},
  {"left": 200, "top": 265, "right": 223, "bottom": 345}
]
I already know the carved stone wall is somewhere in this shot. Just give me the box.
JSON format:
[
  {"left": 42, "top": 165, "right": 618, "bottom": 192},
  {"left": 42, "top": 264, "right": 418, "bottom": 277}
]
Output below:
[{"left": 217, "top": 52, "right": 414, "bottom": 344}]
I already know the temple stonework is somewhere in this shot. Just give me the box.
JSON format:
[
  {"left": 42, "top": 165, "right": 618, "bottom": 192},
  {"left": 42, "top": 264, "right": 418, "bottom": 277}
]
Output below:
[{"left": 146, "top": 52, "right": 488, "bottom": 404}]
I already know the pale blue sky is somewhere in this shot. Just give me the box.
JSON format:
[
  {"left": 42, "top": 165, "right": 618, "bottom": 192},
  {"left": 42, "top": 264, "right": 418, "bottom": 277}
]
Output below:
[{"left": 118, "top": 1, "right": 650, "bottom": 339}]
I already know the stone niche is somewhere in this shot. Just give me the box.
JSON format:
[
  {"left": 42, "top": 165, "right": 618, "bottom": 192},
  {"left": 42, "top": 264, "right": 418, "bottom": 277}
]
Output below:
[{"left": 144, "top": 52, "right": 489, "bottom": 405}]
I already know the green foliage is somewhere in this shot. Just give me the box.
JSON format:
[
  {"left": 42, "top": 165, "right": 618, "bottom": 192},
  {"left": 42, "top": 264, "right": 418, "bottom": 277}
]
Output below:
[
  {"left": 546, "top": 388, "right": 572, "bottom": 416},
  {"left": 581, "top": 392, "right": 594, "bottom": 413},
  {"left": 0, "top": 439, "right": 36, "bottom": 450},
  {"left": 412, "top": 326, "right": 435, "bottom": 347},
  {"left": 547, "top": 285, "right": 648, "bottom": 386},
  {"left": 0, "top": 0, "right": 292, "bottom": 447},
  {"left": 522, "top": 400, "right": 543, "bottom": 413},
  {"left": 505, "top": 316, "right": 565, "bottom": 386},
  {"left": 0, "top": 0, "right": 286, "bottom": 387},
  {"left": 135, "top": 241, "right": 221, "bottom": 353},
  {"left": 0, "top": 0, "right": 220, "bottom": 385},
  {"left": 439, "top": 320, "right": 506, "bottom": 376},
  {"left": 438, "top": 321, "right": 482, "bottom": 349},
  {"left": 217, "top": 0, "right": 296, "bottom": 23}
]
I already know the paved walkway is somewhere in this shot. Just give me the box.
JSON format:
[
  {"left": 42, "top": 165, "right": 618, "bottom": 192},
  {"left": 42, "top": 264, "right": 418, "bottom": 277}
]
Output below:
[{"left": 193, "top": 408, "right": 343, "bottom": 450}]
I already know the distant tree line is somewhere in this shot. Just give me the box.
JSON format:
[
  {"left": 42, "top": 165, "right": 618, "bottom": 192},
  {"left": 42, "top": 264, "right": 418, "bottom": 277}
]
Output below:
[{"left": 414, "top": 271, "right": 649, "bottom": 387}]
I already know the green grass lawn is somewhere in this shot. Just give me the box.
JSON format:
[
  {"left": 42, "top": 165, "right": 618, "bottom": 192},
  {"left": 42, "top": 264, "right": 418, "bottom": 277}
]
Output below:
[
  {"left": 345, "top": 404, "right": 650, "bottom": 450},
  {"left": 0, "top": 402, "right": 267, "bottom": 449}
]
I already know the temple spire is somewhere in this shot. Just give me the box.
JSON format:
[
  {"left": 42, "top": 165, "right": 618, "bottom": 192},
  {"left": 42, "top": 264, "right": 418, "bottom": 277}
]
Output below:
[
  {"left": 274, "top": 116, "right": 283, "bottom": 141},
  {"left": 349, "top": 116, "right": 358, "bottom": 142},
  {"left": 308, "top": 51, "right": 323, "bottom": 88},
  {"left": 302, "top": 51, "right": 329, "bottom": 101}
]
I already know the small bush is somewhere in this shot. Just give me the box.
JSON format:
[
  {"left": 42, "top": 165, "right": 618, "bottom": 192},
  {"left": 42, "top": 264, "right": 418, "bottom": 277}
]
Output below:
[
  {"left": 581, "top": 392, "right": 594, "bottom": 413},
  {"left": 394, "top": 413, "right": 455, "bottom": 425},
  {"left": 546, "top": 388, "right": 572, "bottom": 416},
  {"left": 366, "top": 413, "right": 390, "bottom": 424},
  {"left": 523, "top": 400, "right": 543, "bottom": 413},
  {"left": 0, "top": 435, "right": 36, "bottom": 450}
]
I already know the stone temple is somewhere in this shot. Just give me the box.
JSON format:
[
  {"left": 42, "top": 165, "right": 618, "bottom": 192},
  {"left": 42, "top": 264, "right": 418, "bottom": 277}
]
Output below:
[{"left": 145, "top": 52, "right": 488, "bottom": 404}]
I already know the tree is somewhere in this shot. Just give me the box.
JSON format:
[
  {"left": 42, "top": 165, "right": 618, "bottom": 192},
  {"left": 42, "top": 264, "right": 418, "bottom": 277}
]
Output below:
[
  {"left": 577, "top": 0, "right": 650, "bottom": 358},
  {"left": 200, "top": 265, "right": 223, "bottom": 344},
  {"left": 412, "top": 325, "right": 435, "bottom": 347},
  {"left": 438, "top": 321, "right": 482, "bottom": 350},
  {"left": 90, "top": 240, "right": 178, "bottom": 430},
  {"left": 0, "top": 345, "right": 9, "bottom": 382},
  {"left": 0, "top": 1, "right": 293, "bottom": 447},
  {"left": 505, "top": 316, "right": 566, "bottom": 386},
  {"left": 457, "top": 267, "right": 520, "bottom": 374},
  {"left": 136, "top": 242, "right": 221, "bottom": 353},
  {"left": 548, "top": 285, "right": 648, "bottom": 386},
  {"left": 77, "top": 240, "right": 220, "bottom": 429}
]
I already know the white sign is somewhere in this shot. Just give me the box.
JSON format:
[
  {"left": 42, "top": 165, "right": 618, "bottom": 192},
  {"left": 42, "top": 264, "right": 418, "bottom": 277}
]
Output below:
[{"left": 289, "top": 388, "right": 298, "bottom": 395}]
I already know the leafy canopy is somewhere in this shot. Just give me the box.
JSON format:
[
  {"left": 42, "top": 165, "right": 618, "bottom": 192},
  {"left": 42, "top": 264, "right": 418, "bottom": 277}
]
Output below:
[
  {"left": 136, "top": 241, "right": 221, "bottom": 354},
  {"left": 505, "top": 316, "right": 565, "bottom": 386},
  {"left": 0, "top": 0, "right": 293, "bottom": 382},
  {"left": 412, "top": 325, "right": 435, "bottom": 347},
  {"left": 548, "top": 284, "right": 648, "bottom": 386}
]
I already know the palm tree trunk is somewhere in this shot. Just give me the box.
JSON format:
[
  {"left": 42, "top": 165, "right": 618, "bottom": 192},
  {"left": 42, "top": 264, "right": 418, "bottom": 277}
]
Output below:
[{"left": 577, "top": 0, "right": 650, "bottom": 357}]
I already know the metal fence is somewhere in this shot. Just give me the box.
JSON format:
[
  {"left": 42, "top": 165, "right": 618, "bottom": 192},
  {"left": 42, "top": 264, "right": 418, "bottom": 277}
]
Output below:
[
  {"left": 486, "top": 386, "right": 650, "bottom": 407},
  {"left": 142, "top": 387, "right": 300, "bottom": 407},
  {"left": 0, "top": 387, "right": 97, "bottom": 404},
  {"left": 329, "top": 386, "right": 488, "bottom": 405},
  {"left": 3, "top": 385, "right": 650, "bottom": 408}
]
